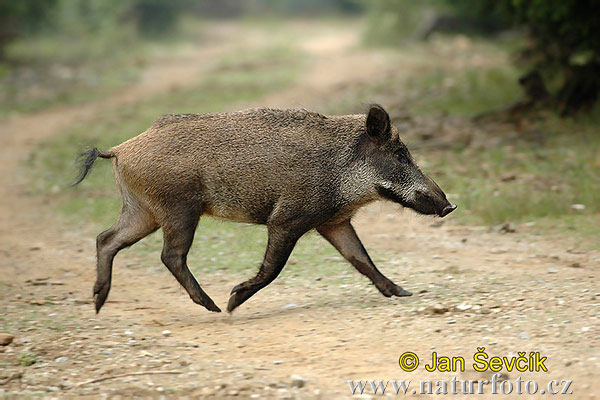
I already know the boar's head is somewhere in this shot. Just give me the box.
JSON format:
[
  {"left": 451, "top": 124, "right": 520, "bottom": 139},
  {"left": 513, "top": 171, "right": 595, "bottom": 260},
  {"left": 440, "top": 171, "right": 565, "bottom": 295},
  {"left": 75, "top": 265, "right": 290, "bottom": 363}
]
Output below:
[{"left": 364, "top": 104, "right": 456, "bottom": 217}]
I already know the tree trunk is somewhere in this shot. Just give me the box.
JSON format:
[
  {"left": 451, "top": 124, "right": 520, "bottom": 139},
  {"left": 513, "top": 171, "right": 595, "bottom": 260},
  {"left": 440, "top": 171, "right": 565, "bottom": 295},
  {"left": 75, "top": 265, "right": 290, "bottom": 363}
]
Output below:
[{"left": 557, "top": 62, "right": 600, "bottom": 115}]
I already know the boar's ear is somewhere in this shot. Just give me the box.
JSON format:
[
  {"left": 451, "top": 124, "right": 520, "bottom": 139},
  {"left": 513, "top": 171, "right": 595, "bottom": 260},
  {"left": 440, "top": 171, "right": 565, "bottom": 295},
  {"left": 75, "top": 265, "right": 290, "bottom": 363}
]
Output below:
[{"left": 366, "top": 104, "right": 391, "bottom": 143}]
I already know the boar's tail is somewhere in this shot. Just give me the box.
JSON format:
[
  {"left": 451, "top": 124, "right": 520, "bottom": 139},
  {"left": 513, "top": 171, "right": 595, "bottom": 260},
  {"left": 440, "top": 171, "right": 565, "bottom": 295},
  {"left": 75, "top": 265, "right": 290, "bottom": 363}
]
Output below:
[{"left": 72, "top": 147, "right": 115, "bottom": 186}]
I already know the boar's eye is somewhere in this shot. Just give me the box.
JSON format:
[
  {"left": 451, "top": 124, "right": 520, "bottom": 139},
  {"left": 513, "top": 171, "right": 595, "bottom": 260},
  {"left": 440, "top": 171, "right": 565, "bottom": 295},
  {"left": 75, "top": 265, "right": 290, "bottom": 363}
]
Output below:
[{"left": 393, "top": 145, "right": 410, "bottom": 161}]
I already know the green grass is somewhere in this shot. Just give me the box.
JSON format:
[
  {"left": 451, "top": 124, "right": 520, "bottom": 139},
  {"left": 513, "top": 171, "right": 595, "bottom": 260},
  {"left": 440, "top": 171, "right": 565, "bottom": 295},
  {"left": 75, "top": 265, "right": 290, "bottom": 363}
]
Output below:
[
  {"left": 1, "top": 28, "right": 141, "bottom": 117},
  {"left": 0, "top": 61, "right": 143, "bottom": 118},
  {"left": 17, "top": 351, "right": 37, "bottom": 367},
  {"left": 408, "top": 66, "right": 522, "bottom": 116},
  {"left": 427, "top": 116, "right": 600, "bottom": 225},
  {"left": 417, "top": 103, "right": 600, "bottom": 242},
  {"left": 0, "top": 17, "right": 209, "bottom": 118},
  {"left": 1, "top": 50, "right": 147, "bottom": 118}
]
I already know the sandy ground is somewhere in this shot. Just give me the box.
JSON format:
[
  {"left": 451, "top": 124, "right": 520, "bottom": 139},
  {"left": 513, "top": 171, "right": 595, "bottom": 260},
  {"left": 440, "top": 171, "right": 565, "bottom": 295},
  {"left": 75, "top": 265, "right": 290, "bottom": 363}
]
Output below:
[{"left": 1, "top": 20, "right": 599, "bottom": 399}]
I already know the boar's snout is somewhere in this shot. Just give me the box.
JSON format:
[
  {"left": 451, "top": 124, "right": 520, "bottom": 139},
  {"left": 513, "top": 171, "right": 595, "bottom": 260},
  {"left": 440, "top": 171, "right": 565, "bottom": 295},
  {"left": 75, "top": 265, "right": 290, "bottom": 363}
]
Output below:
[
  {"left": 411, "top": 174, "right": 456, "bottom": 218},
  {"left": 413, "top": 189, "right": 455, "bottom": 217}
]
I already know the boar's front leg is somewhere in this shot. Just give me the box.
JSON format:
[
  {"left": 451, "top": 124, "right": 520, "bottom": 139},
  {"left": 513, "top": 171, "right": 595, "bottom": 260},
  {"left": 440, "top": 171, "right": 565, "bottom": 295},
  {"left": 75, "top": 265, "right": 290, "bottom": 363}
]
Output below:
[
  {"left": 317, "top": 220, "right": 412, "bottom": 298},
  {"left": 227, "top": 225, "right": 304, "bottom": 312}
]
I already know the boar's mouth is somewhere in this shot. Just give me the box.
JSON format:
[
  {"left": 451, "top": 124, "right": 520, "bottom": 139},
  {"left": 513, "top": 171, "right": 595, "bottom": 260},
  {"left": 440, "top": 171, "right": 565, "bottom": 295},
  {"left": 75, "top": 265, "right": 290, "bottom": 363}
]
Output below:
[
  {"left": 377, "top": 185, "right": 456, "bottom": 217},
  {"left": 377, "top": 185, "right": 412, "bottom": 209}
]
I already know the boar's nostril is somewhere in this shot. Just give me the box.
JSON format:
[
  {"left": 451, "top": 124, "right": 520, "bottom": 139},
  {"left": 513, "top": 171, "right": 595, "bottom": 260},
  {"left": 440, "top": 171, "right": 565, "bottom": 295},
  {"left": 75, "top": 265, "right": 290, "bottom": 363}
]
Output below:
[{"left": 440, "top": 204, "right": 457, "bottom": 217}]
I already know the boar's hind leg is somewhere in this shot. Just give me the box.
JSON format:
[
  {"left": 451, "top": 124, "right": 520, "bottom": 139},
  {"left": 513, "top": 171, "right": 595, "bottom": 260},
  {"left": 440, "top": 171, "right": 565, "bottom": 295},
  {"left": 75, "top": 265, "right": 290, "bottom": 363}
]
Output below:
[
  {"left": 227, "top": 226, "right": 303, "bottom": 312},
  {"left": 317, "top": 220, "right": 412, "bottom": 298},
  {"left": 95, "top": 208, "right": 158, "bottom": 313},
  {"left": 160, "top": 207, "right": 221, "bottom": 313}
]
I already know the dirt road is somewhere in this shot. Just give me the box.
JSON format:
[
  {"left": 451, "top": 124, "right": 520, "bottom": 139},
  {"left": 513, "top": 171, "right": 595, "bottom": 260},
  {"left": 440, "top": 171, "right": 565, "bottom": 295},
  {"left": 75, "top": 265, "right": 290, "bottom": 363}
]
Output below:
[{"left": 1, "top": 21, "right": 598, "bottom": 399}]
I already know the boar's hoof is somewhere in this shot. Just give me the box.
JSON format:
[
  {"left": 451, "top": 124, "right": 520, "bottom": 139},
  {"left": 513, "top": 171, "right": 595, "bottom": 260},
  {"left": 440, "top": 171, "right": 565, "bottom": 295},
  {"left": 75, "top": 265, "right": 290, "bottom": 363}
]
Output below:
[
  {"left": 93, "top": 280, "right": 110, "bottom": 313},
  {"left": 203, "top": 301, "right": 222, "bottom": 313},
  {"left": 377, "top": 283, "right": 413, "bottom": 298},
  {"left": 227, "top": 294, "right": 240, "bottom": 313},
  {"left": 191, "top": 294, "right": 221, "bottom": 313},
  {"left": 227, "top": 285, "right": 259, "bottom": 313}
]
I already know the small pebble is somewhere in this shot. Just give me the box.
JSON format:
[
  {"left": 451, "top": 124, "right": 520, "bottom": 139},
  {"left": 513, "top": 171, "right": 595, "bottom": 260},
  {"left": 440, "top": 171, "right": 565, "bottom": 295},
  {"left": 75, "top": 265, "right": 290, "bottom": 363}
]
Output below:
[
  {"left": 0, "top": 333, "right": 14, "bottom": 346},
  {"left": 290, "top": 374, "right": 306, "bottom": 388}
]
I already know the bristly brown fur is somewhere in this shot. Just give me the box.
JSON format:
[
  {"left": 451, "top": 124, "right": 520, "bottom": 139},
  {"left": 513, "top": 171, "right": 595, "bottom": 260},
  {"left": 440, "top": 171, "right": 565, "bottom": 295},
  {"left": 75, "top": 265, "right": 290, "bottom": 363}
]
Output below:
[{"left": 75, "top": 106, "right": 454, "bottom": 314}]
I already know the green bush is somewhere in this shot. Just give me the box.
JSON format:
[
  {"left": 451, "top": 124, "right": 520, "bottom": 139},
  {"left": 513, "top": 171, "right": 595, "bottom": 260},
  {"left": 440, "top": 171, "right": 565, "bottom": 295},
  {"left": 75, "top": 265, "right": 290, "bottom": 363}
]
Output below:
[
  {"left": 0, "top": 0, "right": 56, "bottom": 59},
  {"left": 363, "top": 0, "right": 600, "bottom": 113},
  {"left": 496, "top": 0, "right": 600, "bottom": 113},
  {"left": 0, "top": 0, "right": 198, "bottom": 60}
]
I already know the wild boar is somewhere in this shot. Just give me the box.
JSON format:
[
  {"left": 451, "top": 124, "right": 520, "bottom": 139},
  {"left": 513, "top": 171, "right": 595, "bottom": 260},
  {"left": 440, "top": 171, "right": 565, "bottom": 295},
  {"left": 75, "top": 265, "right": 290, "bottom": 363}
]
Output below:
[{"left": 74, "top": 105, "right": 456, "bottom": 313}]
